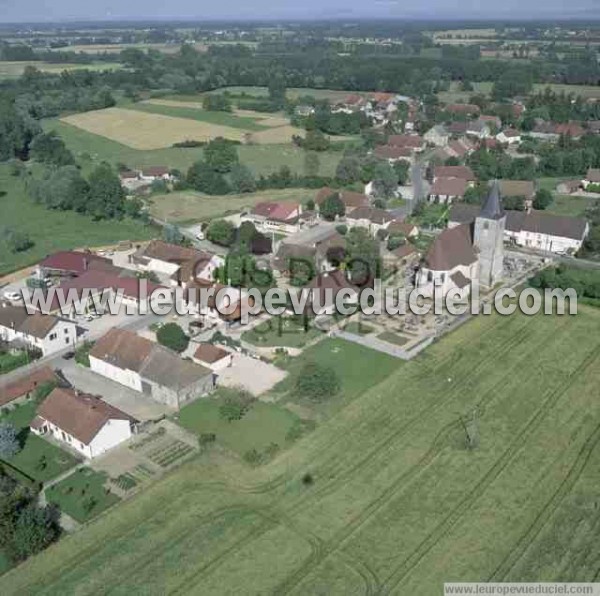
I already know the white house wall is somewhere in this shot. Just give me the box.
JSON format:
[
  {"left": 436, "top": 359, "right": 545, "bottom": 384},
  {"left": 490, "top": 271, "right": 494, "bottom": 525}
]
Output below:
[
  {"left": 89, "top": 419, "right": 132, "bottom": 458},
  {"left": 89, "top": 355, "right": 144, "bottom": 393}
]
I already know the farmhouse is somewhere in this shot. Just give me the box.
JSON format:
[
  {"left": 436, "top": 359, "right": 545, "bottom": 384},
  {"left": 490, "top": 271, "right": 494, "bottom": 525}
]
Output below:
[
  {"left": 433, "top": 165, "right": 476, "bottom": 185},
  {"left": 387, "top": 134, "right": 425, "bottom": 152},
  {"left": 466, "top": 119, "right": 491, "bottom": 139},
  {"left": 31, "top": 387, "right": 136, "bottom": 459},
  {"left": 89, "top": 328, "right": 215, "bottom": 409},
  {"left": 496, "top": 128, "right": 521, "bottom": 144},
  {"left": 0, "top": 367, "right": 60, "bottom": 407},
  {"left": 316, "top": 187, "right": 369, "bottom": 213},
  {"left": 306, "top": 269, "right": 359, "bottom": 316},
  {"left": 140, "top": 166, "right": 172, "bottom": 182},
  {"left": 448, "top": 203, "right": 589, "bottom": 254},
  {"left": 38, "top": 251, "right": 114, "bottom": 278},
  {"left": 345, "top": 206, "right": 395, "bottom": 234},
  {"left": 428, "top": 177, "right": 468, "bottom": 204},
  {"left": 556, "top": 179, "right": 582, "bottom": 194},
  {"left": 183, "top": 280, "right": 253, "bottom": 324},
  {"left": 583, "top": 168, "right": 600, "bottom": 188},
  {"left": 245, "top": 201, "right": 302, "bottom": 235},
  {"left": 0, "top": 304, "right": 77, "bottom": 356},
  {"left": 418, "top": 181, "right": 506, "bottom": 296},
  {"left": 373, "top": 145, "right": 413, "bottom": 163},
  {"left": 131, "top": 240, "right": 223, "bottom": 286}
]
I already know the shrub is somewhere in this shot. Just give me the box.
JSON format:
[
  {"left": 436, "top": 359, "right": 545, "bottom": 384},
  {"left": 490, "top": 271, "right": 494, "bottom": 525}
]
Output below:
[
  {"left": 198, "top": 433, "right": 216, "bottom": 448},
  {"left": 219, "top": 389, "right": 256, "bottom": 422},
  {"left": 156, "top": 323, "right": 189, "bottom": 353},
  {"left": 0, "top": 422, "right": 20, "bottom": 458},
  {"left": 295, "top": 362, "right": 341, "bottom": 402}
]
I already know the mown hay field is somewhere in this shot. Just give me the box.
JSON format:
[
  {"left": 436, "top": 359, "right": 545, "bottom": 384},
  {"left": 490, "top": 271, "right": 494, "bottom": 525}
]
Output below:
[{"left": 2, "top": 307, "right": 600, "bottom": 594}]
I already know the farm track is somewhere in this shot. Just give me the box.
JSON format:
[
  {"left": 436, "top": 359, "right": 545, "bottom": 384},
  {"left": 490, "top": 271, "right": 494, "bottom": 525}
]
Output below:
[
  {"left": 488, "top": 421, "right": 600, "bottom": 581},
  {"left": 272, "top": 317, "right": 560, "bottom": 594},
  {"left": 379, "top": 344, "right": 600, "bottom": 594}
]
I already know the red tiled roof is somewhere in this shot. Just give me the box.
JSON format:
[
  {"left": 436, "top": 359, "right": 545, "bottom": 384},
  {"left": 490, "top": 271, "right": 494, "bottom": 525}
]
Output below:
[
  {"left": 36, "top": 387, "right": 135, "bottom": 445},
  {"left": 387, "top": 135, "right": 424, "bottom": 149},
  {"left": 0, "top": 367, "right": 59, "bottom": 406},
  {"left": 446, "top": 103, "right": 481, "bottom": 115},
  {"left": 374, "top": 145, "right": 412, "bottom": 160},
  {"left": 433, "top": 165, "right": 475, "bottom": 181},
  {"left": 194, "top": 343, "right": 230, "bottom": 364},
  {"left": 39, "top": 251, "right": 113, "bottom": 276},
  {"left": 430, "top": 177, "right": 468, "bottom": 198},
  {"left": 315, "top": 187, "right": 369, "bottom": 209},
  {"left": 251, "top": 201, "right": 299, "bottom": 222}
]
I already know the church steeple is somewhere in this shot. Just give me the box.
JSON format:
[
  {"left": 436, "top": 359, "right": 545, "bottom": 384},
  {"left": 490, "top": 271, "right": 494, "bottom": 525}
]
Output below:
[{"left": 480, "top": 180, "right": 505, "bottom": 220}]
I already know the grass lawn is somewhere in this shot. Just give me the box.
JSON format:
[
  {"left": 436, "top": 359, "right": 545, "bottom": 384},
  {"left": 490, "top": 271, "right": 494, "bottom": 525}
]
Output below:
[
  {"left": 0, "top": 550, "right": 12, "bottom": 576},
  {"left": 547, "top": 194, "right": 599, "bottom": 218},
  {"left": 45, "top": 119, "right": 342, "bottom": 178},
  {"left": 148, "top": 188, "right": 316, "bottom": 224},
  {"left": 0, "top": 164, "right": 155, "bottom": 276},
  {"left": 241, "top": 317, "right": 324, "bottom": 348},
  {"left": 4, "top": 309, "right": 600, "bottom": 594},
  {"left": 0, "top": 351, "right": 29, "bottom": 375},
  {"left": 272, "top": 338, "right": 399, "bottom": 417},
  {"left": 46, "top": 468, "right": 121, "bottom": 523},
  {"left": 0, "top": 402, "right": 80, "bottom": 484},
  {"left": 177, "top": 397, "right": 300, "bottom": 457}
]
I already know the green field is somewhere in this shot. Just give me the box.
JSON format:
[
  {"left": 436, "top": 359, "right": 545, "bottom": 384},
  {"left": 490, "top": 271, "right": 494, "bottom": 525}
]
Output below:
[
  {"left": 129, "top": 103, "right": 270, "bottom": 131},
  {"left": 148, "top": 188, "right": 315, "bottom": 224},
  {"left": 547, "top": 194, "right": 599, "bottom": 217},
  {"left": 43, "top": 119, "right": 342, "bottom": 178},
  {"left": 0, "top": 164, "right": 155, "bottom": 276},
  {"left": 178, "top": 398, "right": 300, "bottom": 457},
  {"left": 0, "top": 61, "right": 124, "bottom": 79},
  {"left": 2, "top": 308, "right": 600, "bottom": 593}
]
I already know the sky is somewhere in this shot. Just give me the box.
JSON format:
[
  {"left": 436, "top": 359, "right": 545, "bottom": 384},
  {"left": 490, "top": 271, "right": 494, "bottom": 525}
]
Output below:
[{"left": 0, "top": 0, "right": 599, "bottom": 23}]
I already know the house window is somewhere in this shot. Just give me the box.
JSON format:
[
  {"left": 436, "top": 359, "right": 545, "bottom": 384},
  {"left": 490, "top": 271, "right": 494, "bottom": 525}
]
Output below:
[
  {"left": 483, "top": 222, "right": 489, "bottom": 230},
  {"left": 427, "top": 271, "right": 433, "bottom": 282},
  {"left": 49, "top": 333, "right": 57, "bottom": 341},
  {"left": 61, "top": 431, "right": 67, "bottom": 441},
  {"left": 64, "top": 328, "right": 69, "bottom": 334},
  {"left": 80, "top": 442, "right": 85, "bottom": 450}
]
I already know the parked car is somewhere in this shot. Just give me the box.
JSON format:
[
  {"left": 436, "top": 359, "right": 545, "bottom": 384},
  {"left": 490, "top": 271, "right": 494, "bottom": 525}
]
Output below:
[
  {"left": 62, "top": 351, "right": 75, "bottom": 360},
  {"left": 3, "top": 291, "right": 22, "bottom": 302}
]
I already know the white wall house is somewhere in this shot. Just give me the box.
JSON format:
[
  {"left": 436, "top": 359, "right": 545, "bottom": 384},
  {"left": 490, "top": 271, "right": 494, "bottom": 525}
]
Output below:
[
  {"left": 31, "top": 387, "right": 134, "bottom": 459},
  {"left": 0, "top": 305, "right": 77, "bottom": 356},
  {"left": 89, "top": 355, "right": 144, "bottom": 393}
]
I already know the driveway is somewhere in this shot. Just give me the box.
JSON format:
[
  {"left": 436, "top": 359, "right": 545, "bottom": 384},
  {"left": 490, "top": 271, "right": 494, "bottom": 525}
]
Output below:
[
  {"left": 217, "top": 354, "right": 287, "bottom": 397},
  {"left": 59, "top": 360, "right": 173, "bottom": 421}
]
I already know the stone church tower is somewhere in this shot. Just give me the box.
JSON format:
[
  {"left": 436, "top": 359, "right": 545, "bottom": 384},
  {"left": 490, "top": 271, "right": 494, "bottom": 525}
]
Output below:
[{"left": 474, "top": 180, "right": 505, "bottom": 288}]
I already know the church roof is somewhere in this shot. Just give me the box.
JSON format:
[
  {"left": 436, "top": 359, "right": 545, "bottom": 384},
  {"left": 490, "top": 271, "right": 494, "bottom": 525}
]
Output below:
[
  {"left": 424, "top": 224, "right": 477, "bottom": 271},
  {"left": 480, "top": 180, "right": 505, "bottom": 220}
]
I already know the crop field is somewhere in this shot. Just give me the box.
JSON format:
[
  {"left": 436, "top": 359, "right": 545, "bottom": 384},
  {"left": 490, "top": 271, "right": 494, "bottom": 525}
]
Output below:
[
  {"left": 42, "top": 119, "right": 343, "bottom": 178},
  {"left": 148, "top": 188, "right": 316, "bottom": 223},
  {"left": 0, "top": 60, "right": 124, "bottom": 79},
  {"left": 3, "top": 307, "right": 600, "bottom": 594}
]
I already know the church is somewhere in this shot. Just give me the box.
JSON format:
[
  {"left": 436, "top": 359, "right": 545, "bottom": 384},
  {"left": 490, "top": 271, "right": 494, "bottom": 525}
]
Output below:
[{"left": 416, "top": 181, "right": 505, "bottom": 297}]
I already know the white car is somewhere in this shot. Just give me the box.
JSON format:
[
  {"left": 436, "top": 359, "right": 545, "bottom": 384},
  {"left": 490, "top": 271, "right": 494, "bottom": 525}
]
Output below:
[{"left": 3, "top": 291, "right": 22, "bottom": 302}]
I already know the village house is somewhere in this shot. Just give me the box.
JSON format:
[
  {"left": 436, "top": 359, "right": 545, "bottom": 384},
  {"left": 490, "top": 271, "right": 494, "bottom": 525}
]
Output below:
[
  {"left": 119, "top": 169, "right": 141, "bottom": 191},
  {"left": 316, "top": 187, "right": 370, "bottom": 214},
  {"left": 131, "top": 240, "right": 223, "bottom": 287},
  {"left": 345, "top": 206, "right": 395, "bottom": 235},
  {"left": 139, "top": 166, "right": 173, "bottom": 183},
  {"left": 479, "top": 115, "right": 502, "bottom": 130},
  {"left": 183, "top": 279, "right": 253, "bottom": 325},
  {"left": 305, "top": 269, "right": 359, "bottom": 317},
  {"left": 244, "top": 201, "right": 303, "bottom": 235},
  {"left": 447, "top": 138, "right": 475, "bottom": 158},
  {"left": 38, "top": 250, "right": 115, "bottom": 279},
  {"left": 447, "top": 121, "right": 469, "bottom": 136},
  {"left": 424, "top": 125, "right": 450, "bottom": 147},
  {"left": 192, "top": 343, "right": 233, "bottom": 371},
  {"left": 433, "top": 165, "right": 476, "bottom": 186},
  {"left": 0, "top": 367, "right": 60, "bottom": 408},
  {"left": 0, "top": 304, "right": 77, "bottom": 356},
  {"left": 273, "top": 224, "right": 346, "bottom": 278},
  {"left": 583, "top": 168, "right": 600, "bottom": 189},
  {"left": 373, "top": 145, "right": 413, "bottom": 163},
  {"left": 89, "top": 328, "right": 215, "bottom": 409},
  {"left": 386, "top": 220, "right": 419, "bottom": 239},
  {"left": 556, "top": 179, "right": 582, "bottom": 195},
  {"left": 446, "top": 103, "right": 481, "bottom": 117},
  {"left": 428, "top": 177, "right": 468, "bottom": 204},
  {"left": 496, "top": 128, "right": 522, "bottom": 145},
  {"left": 448, "top": 203, "right": 589, "bottom": 254},
  {"left": 387, "top": 134, "right": 425, "bottom": 153},
  {"left": 30, "top": 387, "right": 136, "bottom": 459},
  {"left": 466, "top": 119, "right": 491, "bottom": 139}
]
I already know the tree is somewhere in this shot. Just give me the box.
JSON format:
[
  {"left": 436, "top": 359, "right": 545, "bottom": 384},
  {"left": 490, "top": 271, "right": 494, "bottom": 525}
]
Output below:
[
  {"left": 206, "top": 219, "right": 235, "bottom": 247},
  {"left": 163, "top": 223, "right": 186, "bottom": 246},
  {"left": 503, "top": 195, "right": 526, "bottom": 211},
  {"left": 304, "top": 151, "right": 320, "bottom": 177},
  {"left": 345, "top": 227, "right": 381, "bottom": 284},
  {"left": 0, "top": 97, "right": 39, "bottom": 161},
  {"left": 335, "top": 155, "right": 361, "bottom": 185},
  {"left": 230, "top": 164, "right": 256, "bottom": 194},
  {"left": 30, "top": 132, "right": 74, "bottom": 167},
  {"left": 8, "top": 503, "right": 61, "bottom": 562},
  {"left": 372, "top": 162, "right": 398, "bottom": 200},
  {"left": 186, "top": 161, "right": 231, "bottom": 195},
  {"left": 533, "top": 188, "right": 553, "bottom": 210},
  {"left": 203, "top": 138, "right": 239, "bottom": 173},
  {"left": 0, "top": 422, "right": 20, "bottom": 458},
  {"left": 87, "top": 163, "right": 126, "bottom": 219},
  {"left": 202, "top": 94, "right": 232, "bottom": 112},
  {"left": 319, "top": 193, "right": 345, "bottom": 221},
  {"left": 156, "top": 323, "right": 189, "bottom": 353},
  {"left": 387, "top": 233, "right": 406, "bottom": 251},
  {"left": 295, "top": 362, "right": 340, "bottom": 402},
  {"left": 5, "top": 229, "right": 34, "bottom": 254}
]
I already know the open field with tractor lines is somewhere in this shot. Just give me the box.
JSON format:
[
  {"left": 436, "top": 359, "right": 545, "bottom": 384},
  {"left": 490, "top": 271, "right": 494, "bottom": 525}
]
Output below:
[{"left": 1, "top": 307, "right": 599, "bottom": 595}]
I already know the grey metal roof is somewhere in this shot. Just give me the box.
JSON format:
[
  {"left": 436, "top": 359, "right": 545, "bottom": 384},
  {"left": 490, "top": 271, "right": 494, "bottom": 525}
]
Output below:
[{"left": 479, "top": 180, "right": 505, "bottom": 220}]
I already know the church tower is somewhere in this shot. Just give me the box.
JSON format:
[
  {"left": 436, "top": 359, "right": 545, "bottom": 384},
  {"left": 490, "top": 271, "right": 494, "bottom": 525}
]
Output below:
[{"left": 474, "top": 180, "right": 505, "bottom": 288}]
